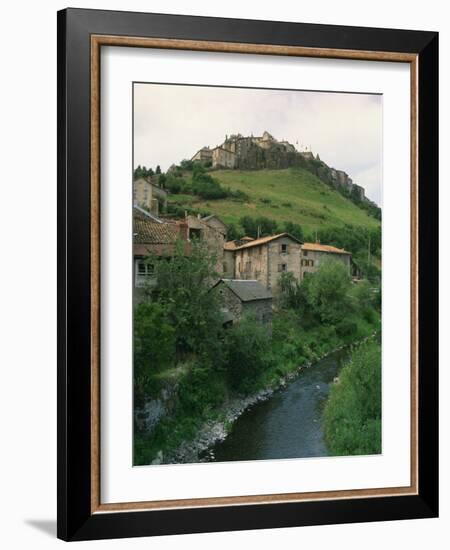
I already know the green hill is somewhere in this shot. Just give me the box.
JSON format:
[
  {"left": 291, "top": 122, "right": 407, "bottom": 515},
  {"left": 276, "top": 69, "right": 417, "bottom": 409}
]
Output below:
[{"left": 167, "top": 167, "right": 380, "bottom": 233}]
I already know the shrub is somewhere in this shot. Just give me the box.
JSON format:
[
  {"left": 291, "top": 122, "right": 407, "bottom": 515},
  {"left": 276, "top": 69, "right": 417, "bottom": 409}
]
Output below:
[
  {"left": 303, "top": 258, "right": 352, "bottom": 324},
  {"left": 134, "top": 302, "right": 176, "bottom": 402},
  {"left": 324, "top": 340, "right": 381, "bottom": 455},
  {"left": 177, "top": 362, "right": 226, "bottom": 416},
  {"left": 165, "top": 174, "right": 183, "bottom": 194},
  {"left": 224, "top": 317, "right": 271, "bottom": 392}
]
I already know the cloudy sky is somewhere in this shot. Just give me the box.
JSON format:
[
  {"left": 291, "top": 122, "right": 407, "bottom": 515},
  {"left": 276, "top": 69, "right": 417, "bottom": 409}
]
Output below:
[{"left": 134, "top": 83, "right": 382, "bottom": 205}]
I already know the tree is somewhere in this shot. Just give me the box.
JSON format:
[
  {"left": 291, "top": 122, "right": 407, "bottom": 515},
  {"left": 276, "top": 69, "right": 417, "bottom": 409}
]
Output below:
[
  {"left": 284, "top": 221, "right": 304, "bottom": 241},
  {"left": 134, "top": 302, "right": 175, "bottom": 402},
  {"left": 145, "top": 240, "right": 225, "bottom": 359},
  {"left": 324, "top": 341, "right": 381, "bottom": 455},
  {"left": 155, "top": 165, "right": 161, "bottom": 174},
  {"left": 224, "top": 316, "right": 271, "bottom": 392},
  {"left": 302, "top": 258, "right": 351, "bottom": 324}
]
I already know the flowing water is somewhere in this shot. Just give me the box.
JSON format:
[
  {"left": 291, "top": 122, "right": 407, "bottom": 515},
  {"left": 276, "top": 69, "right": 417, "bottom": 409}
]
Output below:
[{"left": 203, "top": 348, "right": 350, "bottom": 462}]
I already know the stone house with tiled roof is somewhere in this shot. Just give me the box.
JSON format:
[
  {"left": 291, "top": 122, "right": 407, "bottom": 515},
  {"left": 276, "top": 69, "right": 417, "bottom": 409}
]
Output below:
[
  {"left": 133, "top": 207, "right": 188, "bottom": 295},
  {"left": 223, "top": 234, "right": 353, "bottom": 293},
  {"left": 211, "top": 279, "right": 273, "bottom": 326},
  {"left": 133, "top": 177, "right": 168, "bottom": 216},
  {"left": 225, "top": 233, "right": 303, "bottom": 294},
  {"left": 300, "top": 242, "right": 351, "bottom": 280},
  {"left": 133, "top": 208, "right": 228, "bottom": 301}
]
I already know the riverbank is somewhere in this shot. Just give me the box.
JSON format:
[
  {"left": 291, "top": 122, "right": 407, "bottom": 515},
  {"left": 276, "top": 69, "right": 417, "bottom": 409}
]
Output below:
[
  {"left": 324, "top": 339, "right": 382, "bottom": 456},
  {"left": 163, "top": 331, "right": 378, "bottom": 464}
]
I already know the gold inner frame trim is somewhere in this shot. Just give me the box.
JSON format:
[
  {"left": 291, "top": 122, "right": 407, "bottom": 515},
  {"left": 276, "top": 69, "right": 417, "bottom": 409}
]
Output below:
[{"left": 90, "top": 34, "right": 419, "bottom": 514}]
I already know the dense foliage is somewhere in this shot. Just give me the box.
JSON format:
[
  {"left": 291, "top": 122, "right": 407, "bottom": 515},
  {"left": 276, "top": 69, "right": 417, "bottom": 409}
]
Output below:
[
  {"left": 324, "top": 340, "right": 382, "bottom": 455},
  {"left": 134, "top": 247, "right": 381, "bottom": 465}
]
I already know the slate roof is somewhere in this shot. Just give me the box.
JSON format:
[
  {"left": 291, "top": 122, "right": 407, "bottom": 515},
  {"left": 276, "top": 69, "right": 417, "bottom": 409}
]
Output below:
[
  {"left": 133, "top": 207, "right": 179, "bottom": 244},
  {"left": 213, "top": 279, "right": 272, "bottom": 302},
  {"left": 302, "top": 242, "right": 350, "bottom": 255}
]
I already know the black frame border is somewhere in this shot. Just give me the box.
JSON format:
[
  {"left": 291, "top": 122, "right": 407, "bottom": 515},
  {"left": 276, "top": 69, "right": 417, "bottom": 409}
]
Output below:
[{"left": 57, "top": 8, "right": 438, "bottom": 541}]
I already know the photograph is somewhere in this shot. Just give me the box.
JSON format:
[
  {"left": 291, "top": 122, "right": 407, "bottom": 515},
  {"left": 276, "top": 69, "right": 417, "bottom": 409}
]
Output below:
[{"left": 132, "top": 83, "right": 383, "bottom": 467}]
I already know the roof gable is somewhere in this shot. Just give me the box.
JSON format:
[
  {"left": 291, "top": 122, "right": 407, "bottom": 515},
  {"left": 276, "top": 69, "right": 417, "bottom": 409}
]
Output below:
[{"left": 234, "top": 232, "right": 302, "bottom": 250}]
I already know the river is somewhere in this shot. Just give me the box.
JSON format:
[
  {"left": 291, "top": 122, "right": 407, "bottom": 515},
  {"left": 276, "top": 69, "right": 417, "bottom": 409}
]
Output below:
[{"left": 201, "top": 347, "right": 350, "bottom": 462}]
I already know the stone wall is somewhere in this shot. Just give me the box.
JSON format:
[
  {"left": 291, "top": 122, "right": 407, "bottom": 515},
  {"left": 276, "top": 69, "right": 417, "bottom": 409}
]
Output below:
[
  {"left": 300, "top": 249, "right": 351, "bottom": 280},
  {"left": 234, "top": 244, "right": 269, "bottom": 286},
  {"left": 242, "top": 299, "right": 273, "bottom": 325},
  {"left": 223, "top": 249, "right": 236, "bottom": 278},
  {"left": 233, "top": 237, "right": 302, "bottom": 294},
  {"left": 267, "top": 237, "right": 302, "bottom": 294},
  {"left": 186, "top": 215, "right": 226, "bottom": 275},
  {"left": 215, "top": 284, "right": 243, "bottom": 320},
  {"left": 213, "top": 283, "right": 272, "bottom": 325}
]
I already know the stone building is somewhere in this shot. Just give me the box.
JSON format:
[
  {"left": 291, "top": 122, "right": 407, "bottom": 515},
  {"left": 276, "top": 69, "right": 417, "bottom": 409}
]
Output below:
[
  {"left": 211, "top": 279, "right": 273, "bottom": 326},
  {"left": 211, "top": 146, "right": 236, "bottom": 168},
  {"left": 133, "top": 206, "right": 188, "bottom": 302},
  {"left": 300, "top": 242, "right": 352, "bottom": 279},
  {"left": 191, "top": 146, "right": 213, "bottom": 164},
  {"left": 184, "top": 214, "right": 227, "bottom": 274},
  {"left": 133, "top": 177, "right": 168, "bottom": 216},
  {"left": 226, "top": 233, "right": 303, "bottom": 294}
]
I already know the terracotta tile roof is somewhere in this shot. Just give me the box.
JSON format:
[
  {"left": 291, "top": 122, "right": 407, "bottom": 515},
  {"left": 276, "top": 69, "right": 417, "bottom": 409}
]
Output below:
[
  {"left": 133, "top": 208, "right": 180, "bottom": 244},
  {"left": 234, "top": 232, "right": 302, "bottom": 250},
  {"left": 302, "top": 242, "right": 350, "bottom": 255},
  {"left": 224, "top": 241, "right": 239, "bottom": 251}
]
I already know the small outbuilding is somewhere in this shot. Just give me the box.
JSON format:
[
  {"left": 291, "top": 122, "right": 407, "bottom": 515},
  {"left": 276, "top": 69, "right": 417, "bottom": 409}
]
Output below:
[{"left": 211, "top": 279, "right": 273, "bottom": 326}]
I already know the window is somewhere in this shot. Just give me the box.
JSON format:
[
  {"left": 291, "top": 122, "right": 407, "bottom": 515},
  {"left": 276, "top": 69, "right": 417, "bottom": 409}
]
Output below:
[
  {"left": 278, "top": 263, "right": 287, "bottom": 272},
  {"left": 189, "top": 228, "right": 201, "bottom": 240},
  {"left": 303, "top": 250, "right": 308, "bottom": 256},
  {"left": 135, "top": 260, "right": 154, "bottom": 287},
  {"left": 309, "top": 260, "right": 314, "bottom": 267},
  {"left": 281, "top": 243, "right": 288, "bottom": 254}
]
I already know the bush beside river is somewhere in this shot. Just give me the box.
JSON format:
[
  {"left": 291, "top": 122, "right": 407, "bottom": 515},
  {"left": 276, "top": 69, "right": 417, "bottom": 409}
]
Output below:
[{"left": 324, "top": 340, "right": 381, "bottom": 455}]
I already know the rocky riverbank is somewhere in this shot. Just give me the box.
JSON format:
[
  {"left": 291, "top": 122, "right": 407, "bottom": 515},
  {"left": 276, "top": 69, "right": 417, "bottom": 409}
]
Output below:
[{"left": 161, "top": 332, "right": 377, "bottom": 465}]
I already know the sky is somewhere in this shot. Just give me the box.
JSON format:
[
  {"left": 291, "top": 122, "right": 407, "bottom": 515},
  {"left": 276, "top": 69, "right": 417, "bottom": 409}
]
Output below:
[{"left": 134, "top": 83, "right": 382, "bottom": 206}]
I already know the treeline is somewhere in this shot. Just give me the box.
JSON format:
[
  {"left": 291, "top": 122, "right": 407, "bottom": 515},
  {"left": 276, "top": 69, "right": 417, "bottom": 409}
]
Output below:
[
  {"left": 324, "top": 340, "right": 381, "bottom": 455},
  {"left": 134, "top": 164, "right": 161, "bottom": 178}
]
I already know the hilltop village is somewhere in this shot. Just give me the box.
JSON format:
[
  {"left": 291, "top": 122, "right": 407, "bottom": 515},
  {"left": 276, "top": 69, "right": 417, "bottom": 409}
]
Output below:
[{"left": 191, "top": 131, "right": 370, "bottom": 204}]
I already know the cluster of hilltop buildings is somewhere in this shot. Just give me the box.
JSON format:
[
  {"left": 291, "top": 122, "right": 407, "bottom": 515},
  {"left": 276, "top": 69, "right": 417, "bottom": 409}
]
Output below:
[
  {"left": 191, "top": 131, "right": 368, "bottom": 203},
  {"left": 133, "top": 203, "right": 351, "bottom": 326}
]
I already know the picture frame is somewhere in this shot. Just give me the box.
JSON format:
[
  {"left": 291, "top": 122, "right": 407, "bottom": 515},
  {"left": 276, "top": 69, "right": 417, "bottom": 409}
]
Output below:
[{"left": 57, "top": 7, "right": 438, "bottom": 541}]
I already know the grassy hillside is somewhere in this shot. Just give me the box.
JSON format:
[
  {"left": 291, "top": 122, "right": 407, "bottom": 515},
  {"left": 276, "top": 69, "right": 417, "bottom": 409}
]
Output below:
[{"left": 167, "top": 168, "right": 380, "bottom": 233}]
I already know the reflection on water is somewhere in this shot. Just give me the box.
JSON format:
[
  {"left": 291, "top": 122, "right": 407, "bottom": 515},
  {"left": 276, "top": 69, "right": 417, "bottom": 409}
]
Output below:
[{"left": 203, "top": 348, "right": 349, "bottom": 463}]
